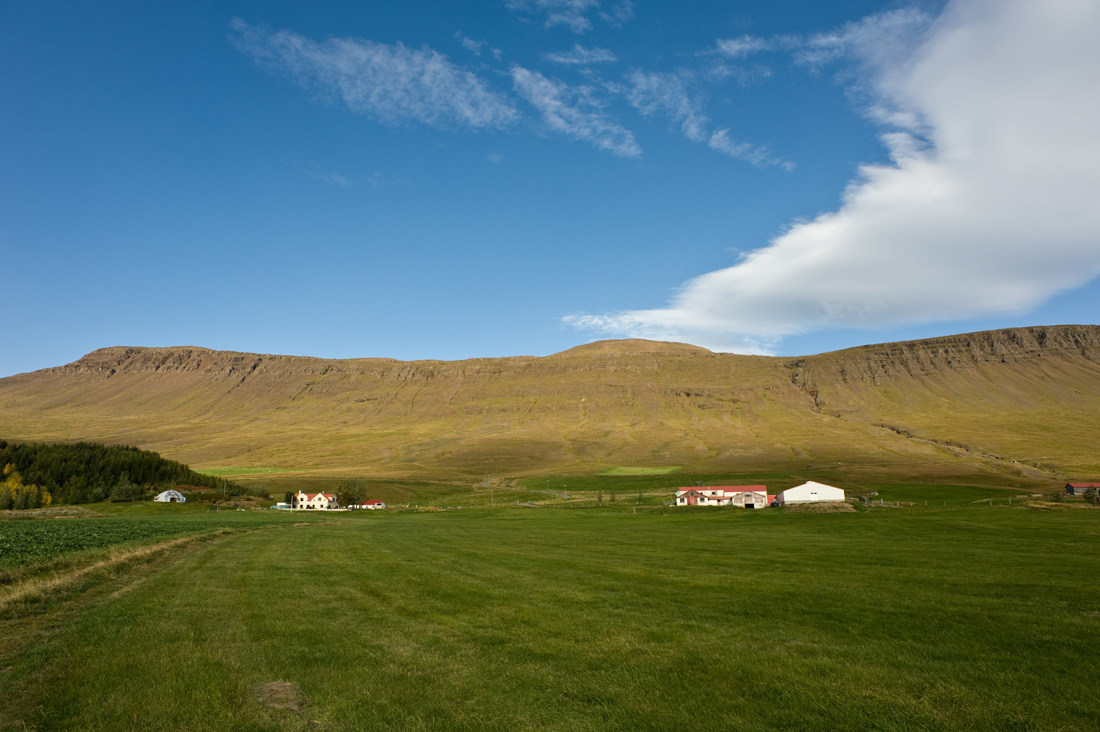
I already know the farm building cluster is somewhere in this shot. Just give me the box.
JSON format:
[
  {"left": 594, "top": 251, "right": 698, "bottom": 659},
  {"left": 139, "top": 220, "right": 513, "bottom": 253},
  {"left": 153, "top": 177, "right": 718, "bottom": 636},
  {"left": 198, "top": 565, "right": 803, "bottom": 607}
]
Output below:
[
  {"left": 675, "top": 481, "right": 845, "bottom": 508},
  {"left": 272, "top": 491, "right": 386, "bottom": 510}
]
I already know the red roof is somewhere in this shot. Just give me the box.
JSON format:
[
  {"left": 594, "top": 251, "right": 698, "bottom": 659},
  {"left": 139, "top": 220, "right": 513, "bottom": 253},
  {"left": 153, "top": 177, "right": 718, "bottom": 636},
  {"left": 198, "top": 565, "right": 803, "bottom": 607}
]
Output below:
[
  {"left": 676, "top": 485, "right": 767, "bottom": 494},
  {"left": 1068, "top": 482, "right": 1100, "bottom": 487},
  {"left": 364, "top": 500, "right": 384, "bottom": 505}
]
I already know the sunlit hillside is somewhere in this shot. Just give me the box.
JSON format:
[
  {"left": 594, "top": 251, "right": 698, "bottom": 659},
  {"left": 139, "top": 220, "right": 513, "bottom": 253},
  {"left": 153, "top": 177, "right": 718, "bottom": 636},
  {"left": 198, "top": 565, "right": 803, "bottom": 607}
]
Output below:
[{"left": 1, "top": 325, "right": 1097, "bottom": 484}]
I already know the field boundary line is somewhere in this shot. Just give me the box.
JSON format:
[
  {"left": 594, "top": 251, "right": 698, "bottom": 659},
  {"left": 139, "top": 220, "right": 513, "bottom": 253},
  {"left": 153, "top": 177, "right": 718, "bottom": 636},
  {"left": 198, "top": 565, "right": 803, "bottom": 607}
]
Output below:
[{"left": 0, "top": 529, "right": 235, "bottom": 611}]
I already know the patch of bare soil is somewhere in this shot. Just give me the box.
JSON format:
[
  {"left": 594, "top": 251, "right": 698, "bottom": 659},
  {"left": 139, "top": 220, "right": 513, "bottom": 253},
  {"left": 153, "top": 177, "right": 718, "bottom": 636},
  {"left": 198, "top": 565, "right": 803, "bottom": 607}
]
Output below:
[
  {"left": 1026, "top": 500, "right": 1094, "bottom": 511},
  {"left": 783, "top": 501, "right": 857, "bottom": 513},
  {"left": 0, "top": 506, "right": 105, "bottom": 520},
  {"left": 252, "top": 681, "right": 307, "bottom": 712}
]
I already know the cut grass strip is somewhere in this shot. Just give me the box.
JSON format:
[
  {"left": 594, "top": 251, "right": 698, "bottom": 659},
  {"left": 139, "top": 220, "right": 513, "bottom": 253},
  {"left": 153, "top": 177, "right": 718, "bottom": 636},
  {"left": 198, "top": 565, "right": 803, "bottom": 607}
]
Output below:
[{"left": 0, "top": 531, "right": 232, "bottom": 612}]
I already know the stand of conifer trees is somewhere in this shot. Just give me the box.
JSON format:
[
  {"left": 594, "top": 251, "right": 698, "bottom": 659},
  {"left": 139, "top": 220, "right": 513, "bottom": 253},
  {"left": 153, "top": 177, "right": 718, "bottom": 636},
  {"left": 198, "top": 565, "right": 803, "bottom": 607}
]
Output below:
[{"left": 0, "top": 440, "right": 248, "bottom": 506}]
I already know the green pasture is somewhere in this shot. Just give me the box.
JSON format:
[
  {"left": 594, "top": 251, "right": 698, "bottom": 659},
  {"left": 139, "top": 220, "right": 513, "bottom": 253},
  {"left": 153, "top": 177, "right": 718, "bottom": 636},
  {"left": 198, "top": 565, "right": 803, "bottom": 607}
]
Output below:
[
  {"left": 196, "top": 466, "right": 298, "bottom": 477},
  {"left": 859, "top": 482, "right": 1034, "bottom": 505},
  {"left": 1, "top": 502, "right": 1098, "bottom": 730},
  {"left": 0, "top": 509, "right": 324, "bottom": 579},
  {"left": 598, "top": 465, "right": 682, "bottom": 476}
]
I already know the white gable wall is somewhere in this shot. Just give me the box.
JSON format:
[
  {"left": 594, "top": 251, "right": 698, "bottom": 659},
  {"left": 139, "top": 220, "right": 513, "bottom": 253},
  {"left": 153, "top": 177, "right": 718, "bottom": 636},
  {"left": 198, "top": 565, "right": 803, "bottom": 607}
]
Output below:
[{"left": 779, "top": 481, "right": 845, "bottom": 504}]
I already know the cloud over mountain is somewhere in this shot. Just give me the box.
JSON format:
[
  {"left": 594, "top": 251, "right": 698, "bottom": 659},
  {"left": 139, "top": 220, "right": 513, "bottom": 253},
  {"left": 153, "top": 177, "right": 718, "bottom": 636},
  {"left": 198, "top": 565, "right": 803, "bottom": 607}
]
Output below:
[{"left": 568, "top": 0, "right": 1100, "bottom": 352}]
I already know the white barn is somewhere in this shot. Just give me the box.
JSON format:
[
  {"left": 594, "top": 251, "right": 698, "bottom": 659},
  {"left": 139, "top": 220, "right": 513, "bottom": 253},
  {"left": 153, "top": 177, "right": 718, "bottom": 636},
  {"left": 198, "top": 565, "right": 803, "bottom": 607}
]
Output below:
[
  {"left": 777, "top": 481, "right": 845, "bottom": 505},
  {"left": 153, "top": 489, "right": 187, "bottom": 503}
]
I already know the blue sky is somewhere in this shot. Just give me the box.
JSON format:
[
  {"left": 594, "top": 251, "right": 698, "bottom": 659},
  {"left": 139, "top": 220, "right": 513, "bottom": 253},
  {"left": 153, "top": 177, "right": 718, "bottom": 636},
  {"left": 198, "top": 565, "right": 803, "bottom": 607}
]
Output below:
[{"left": 3, "top": 0, "right": 1098, "bottom": 376}]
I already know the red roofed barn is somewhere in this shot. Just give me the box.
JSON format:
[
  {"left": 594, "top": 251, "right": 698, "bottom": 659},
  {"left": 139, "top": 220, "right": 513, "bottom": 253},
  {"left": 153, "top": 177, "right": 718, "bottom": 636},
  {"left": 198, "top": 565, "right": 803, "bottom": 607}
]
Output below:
[{"left": 675, "top": 486, "right": 769, "bottom": 508}]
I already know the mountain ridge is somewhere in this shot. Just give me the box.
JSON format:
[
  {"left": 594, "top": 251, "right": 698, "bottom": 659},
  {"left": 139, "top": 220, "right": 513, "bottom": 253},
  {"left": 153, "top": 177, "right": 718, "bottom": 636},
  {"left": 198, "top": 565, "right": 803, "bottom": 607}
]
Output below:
[
  {"left": 2, "top": 325, "right": 1098, "bottom": 482},
  {"left": 42, "top": 323, "right": 1100, "bottom": 378}
]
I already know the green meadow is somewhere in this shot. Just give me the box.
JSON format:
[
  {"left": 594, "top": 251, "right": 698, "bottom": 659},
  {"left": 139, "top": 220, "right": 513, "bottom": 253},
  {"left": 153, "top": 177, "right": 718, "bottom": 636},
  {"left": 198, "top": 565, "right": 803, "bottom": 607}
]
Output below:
[
  {"left": 196, "top": 466, "right": 299, "bottom": 477},
  {"left": 598, "top": 466, "right": 683, "bottom": 476},
  {"left": 1, "top": 502, "right": 1098, "bottom": 731}
]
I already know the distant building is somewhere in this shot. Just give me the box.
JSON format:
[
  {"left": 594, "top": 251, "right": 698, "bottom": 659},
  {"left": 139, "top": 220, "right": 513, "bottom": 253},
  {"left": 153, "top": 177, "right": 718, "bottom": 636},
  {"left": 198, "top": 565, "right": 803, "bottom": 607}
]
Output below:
[
  {"left": 777, "top": 481, "right": 845, "bottom": 505},
  {"left": 291, "top": 491, "right": 338, "bottom": 509},
  {"left": 153, "top": 489, "right": 187, "bottom": 503},
  {"left": 675, "top": 486, "right": 769, "bottom": 508},
  {"left": 1065, "top": 482, "right": 1100, "bottom": 495},
  {"left": 351, "top": 500, "right": 386, "bottom": 510}
]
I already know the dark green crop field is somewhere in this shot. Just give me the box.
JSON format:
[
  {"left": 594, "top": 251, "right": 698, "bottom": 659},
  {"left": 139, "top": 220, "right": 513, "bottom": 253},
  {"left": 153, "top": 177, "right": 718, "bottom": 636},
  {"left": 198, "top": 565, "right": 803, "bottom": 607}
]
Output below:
[
  {"left": 0, "top": 511, "right": 310, "bottom": 573},
  {"left": 1, "top": 504, "right": 1098, "bottom": 731}
]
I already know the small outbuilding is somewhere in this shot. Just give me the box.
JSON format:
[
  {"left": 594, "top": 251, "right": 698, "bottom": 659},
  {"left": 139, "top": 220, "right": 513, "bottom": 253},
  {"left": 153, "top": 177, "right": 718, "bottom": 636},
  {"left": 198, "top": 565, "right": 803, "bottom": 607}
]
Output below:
[
  {"left": 153, "top": 489, "right": 187, "bottom": 503},
  {"left": 351, "top": 500, "right": 386, "bottom": 510},
  {"left": 777, "top": 481, "right": 845, "bottom": 505},
  {"left": 1066, "top": 482, "right": 1100, "bottom": 495}
]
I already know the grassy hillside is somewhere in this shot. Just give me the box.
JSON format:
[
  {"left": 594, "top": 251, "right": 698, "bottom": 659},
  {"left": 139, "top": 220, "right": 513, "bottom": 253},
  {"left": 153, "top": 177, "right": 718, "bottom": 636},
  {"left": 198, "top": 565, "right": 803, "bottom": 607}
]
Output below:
[{"left": 0, "top": 326, "right": 1097, "bottom": 488}]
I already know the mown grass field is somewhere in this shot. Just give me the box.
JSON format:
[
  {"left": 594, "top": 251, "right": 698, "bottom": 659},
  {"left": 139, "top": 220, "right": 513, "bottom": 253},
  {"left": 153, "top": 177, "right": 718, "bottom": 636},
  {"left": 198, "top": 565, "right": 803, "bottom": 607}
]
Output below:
[{"left": 1, "top": 502, "right": 1098, "bottom": 730}]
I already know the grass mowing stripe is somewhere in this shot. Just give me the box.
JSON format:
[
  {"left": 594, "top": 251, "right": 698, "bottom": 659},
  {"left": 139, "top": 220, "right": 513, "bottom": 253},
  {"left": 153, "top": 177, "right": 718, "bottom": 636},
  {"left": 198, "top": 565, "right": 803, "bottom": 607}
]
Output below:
[{"left": 0, "top": 531, "right": 234, "bottom": 611}]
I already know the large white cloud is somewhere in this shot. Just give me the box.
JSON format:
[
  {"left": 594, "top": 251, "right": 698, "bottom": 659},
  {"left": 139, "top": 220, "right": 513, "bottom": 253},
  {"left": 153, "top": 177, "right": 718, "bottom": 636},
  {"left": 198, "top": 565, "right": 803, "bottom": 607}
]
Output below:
[{"left": 567, "top": 0, "right": 1100, "bottom": 352}]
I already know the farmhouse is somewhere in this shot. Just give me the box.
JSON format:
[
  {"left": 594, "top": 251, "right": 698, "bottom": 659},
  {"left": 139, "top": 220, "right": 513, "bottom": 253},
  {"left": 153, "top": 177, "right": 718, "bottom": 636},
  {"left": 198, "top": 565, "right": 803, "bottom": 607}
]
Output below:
[
  {"left": 777, "top": 481, "right": 845, "bottom": 505},
  {"left": 676, "top": 486, "right": 770, "bottom": 508},
  {"left": 291, "top": 491, "right": 338, "bottom": 509},
  {"left": 153, "top": 489, "right": 187, "bottom": 503},
  {"left": 1065, "top": 482, "right": 1100, "bottom": 495},
  {"left": 351, "top": 500, "right": 386, "bottom": 510}
]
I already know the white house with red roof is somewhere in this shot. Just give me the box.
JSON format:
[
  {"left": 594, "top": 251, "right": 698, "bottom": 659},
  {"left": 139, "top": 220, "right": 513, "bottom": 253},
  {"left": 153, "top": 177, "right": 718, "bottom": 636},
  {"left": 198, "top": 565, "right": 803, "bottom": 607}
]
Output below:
[
  {"left": 291, "top": 491, "right": 338, "bottom": 509},
  {"left": 1065, "top": 482, "right": 1100, "bottom": 495},
  {"left": 675, "top": 486, "right": 770, "bottom": 508}
]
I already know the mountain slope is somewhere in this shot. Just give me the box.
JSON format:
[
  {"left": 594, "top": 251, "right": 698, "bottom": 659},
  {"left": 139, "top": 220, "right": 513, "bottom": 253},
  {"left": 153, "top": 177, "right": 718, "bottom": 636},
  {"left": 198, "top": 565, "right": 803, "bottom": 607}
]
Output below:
[{"left": 1, "top": 326, "right": 1097, "bottom": 481}]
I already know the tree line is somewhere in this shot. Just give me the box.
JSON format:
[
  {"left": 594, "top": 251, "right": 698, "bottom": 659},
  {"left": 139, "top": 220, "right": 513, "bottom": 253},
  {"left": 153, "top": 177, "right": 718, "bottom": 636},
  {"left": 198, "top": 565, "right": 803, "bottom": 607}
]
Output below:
[{"left": 0, "top": 440, "right": 241, "bottom": 506}]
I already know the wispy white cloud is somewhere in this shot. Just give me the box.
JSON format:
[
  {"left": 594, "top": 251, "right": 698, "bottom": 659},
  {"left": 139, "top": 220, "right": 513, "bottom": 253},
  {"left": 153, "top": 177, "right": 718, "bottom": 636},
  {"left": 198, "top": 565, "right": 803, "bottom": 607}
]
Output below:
[
  {"left": 506, "top": 0, "right": 634, "bottom": 33},
  {"left": 708, "top": 129, "right": 793, "bottom": 170},
  {"left": 713, "top": 9, "right": 930, "bottom": 69},
  {"left": 625, "top": 71, "right": 708, "bottom": 142},
  {"left": 544, "top": 44, "right": 618, "bottom": 65},
  {"left": 230, "top": 19, "right": 519, "bottom": 130},
  {"left": 705, "top": 62, "right": 774, "bottom": 86},
  {"left": 454, "top": 31, "right": 486, "bottom": 56},
  {"left": 568, "top": 0, "right": 1100, "bottom": 351},
  {"left": 307, "top": 169, "right": 351, "bottom": 188},
  {"left": 793, "top": 8, "right": 931, "bottom": 69},
  {"left": 512, "top": 66, "right": 641, "bottom": 157},
  {"left": 625, "top": 70, "right": 791, "bottom": 168},
  {"left": 715, "top": 35, "right": 788, "bottom": 59},
  {"left": 599, "top": 2, "right": 635, "bottom": 27}
]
